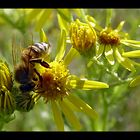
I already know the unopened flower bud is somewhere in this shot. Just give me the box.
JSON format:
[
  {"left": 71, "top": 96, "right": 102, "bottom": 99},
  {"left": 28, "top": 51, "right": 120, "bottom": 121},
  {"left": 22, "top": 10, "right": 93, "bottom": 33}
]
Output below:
[{"left": 70, "top": 19, "right": 97, "bottom": 56}]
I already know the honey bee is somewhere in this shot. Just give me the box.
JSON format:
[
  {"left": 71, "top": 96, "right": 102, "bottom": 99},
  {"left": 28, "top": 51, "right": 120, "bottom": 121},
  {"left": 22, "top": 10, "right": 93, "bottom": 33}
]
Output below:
[
  {"left": 12, "top": 41, "right": 51, "bottom": 111},
  {"left": 13, "top": 42, "right": 51, "bottom": 92}
]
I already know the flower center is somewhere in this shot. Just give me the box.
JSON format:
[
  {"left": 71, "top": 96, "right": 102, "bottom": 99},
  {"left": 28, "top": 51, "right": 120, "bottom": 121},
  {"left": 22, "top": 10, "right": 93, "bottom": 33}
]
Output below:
[
  {"left": 34, "top": 60, "right": 70, "bottom": 102},
  {"left": 99, "top": 27, "right": 120, "bottom": 46}
]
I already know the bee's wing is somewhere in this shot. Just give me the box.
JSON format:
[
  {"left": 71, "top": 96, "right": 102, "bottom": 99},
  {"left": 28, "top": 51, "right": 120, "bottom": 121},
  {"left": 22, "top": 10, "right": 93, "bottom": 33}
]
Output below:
[{"left": 12, "top": 35, "right": 22, "bottom": 68}]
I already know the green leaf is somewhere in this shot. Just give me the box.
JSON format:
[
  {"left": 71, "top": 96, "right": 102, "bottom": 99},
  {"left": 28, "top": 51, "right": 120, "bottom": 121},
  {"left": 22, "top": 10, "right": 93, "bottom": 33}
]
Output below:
[
  {"left": 129, "top": 76, "right": 140, "bottom": 87},
  {"left": 106, "top": 9, "right": 113, "bottom": 27},
  {"left": 114, "top": 47, "right": 135, "bottom": 72},
  {"left": 57, "top": 9, "right": 73, "bottom": 23},
  {"left": 35, "top": 9, "right": 52, "bottom": 31},
  {"left": 39, "top": 28, "right": 48, "bottom": 43},
  {"left": 95, "top": 43, "right": 104, "bottom": 59},
  {"left": 64, "top": 47, "right": 80, "bottom": 66},
  {"left": 57, "top": 13, "right": 69, "bottom": 35},
  {"left": 26, "top": 9, "right": 42, "bottom": 23},
  {"left": 51, "top": 100, "right": 64, "bottom": 131},
  {"left": 67, "top": 77, "right": 109, "bottom": 90},
  {"left": 67, "top": 94, "right": 98, "bottom": 120},
  {"left": 104, "top": 45, "right": 115, "bottom": 65},
  {"left": 72, "top": 9, "right": 86, "bottom": 21},
  {"left": 55, "top": 29, "right": 66, "bottom": 61},
  {"left": 85, "top": 15, "right": 103, "bottom": 31}
]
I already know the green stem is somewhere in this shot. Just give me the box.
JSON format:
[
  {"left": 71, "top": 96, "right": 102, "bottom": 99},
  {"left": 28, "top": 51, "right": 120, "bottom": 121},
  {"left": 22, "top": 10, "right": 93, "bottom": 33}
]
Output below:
[
  {"left": 102, "top": 92, "right": 108, "bottom": 131},
  {"left": 109, "top": 78, "right": 132, "bottom": 87},
  {"left": 90, "top": 57, "right": 122, "bottom": 81}
]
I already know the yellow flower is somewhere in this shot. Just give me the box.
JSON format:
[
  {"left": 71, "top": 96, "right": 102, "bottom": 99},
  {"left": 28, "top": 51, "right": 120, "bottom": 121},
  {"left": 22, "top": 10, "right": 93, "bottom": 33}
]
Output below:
[
  {"left": 30, "top": 29, "right": 109, "bottom": 130},
  {"left": 85, "top": 15, "right": 140, "bottom": 72},
  {"left": 0, "top": 59, "right": 15, "bottom": 118},
  {"left": 69, "top": 19, "right": 97, "bottom": 57}
]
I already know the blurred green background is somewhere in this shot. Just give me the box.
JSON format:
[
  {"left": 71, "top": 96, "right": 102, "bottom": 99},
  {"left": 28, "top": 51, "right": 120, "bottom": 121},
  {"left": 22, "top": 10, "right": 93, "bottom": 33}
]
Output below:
[{"left": 1, "top": 9, "right": 140, "bottom": 131}]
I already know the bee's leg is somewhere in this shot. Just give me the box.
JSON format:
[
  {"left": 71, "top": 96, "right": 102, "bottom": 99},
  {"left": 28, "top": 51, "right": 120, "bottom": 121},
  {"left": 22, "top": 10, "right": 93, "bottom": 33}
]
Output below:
[
  {"left": 30, "top": 58, "right": 50, "bottom": 68},
  {"left": 33, "top": 68, "right": 43, "bottom": 88}
]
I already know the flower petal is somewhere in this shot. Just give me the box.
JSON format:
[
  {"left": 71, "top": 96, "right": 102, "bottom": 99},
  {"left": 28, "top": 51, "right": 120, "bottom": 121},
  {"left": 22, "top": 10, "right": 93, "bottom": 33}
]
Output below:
[
  {"left": 64, "top": 98, "right": 81, "bottom": 112},
  {"left": 116, "top": 21, "right": 125, "bottom": 32},
  {"left": 123, "top": 50, "right": 140, "bottom": 58},
  {"left": 104, "top": 45, "right": 115, "bottom": 65},
  {"left": 64, "top": 47, "right": 80, "bottom": 66},
  {"left": 67, "top": 94, "right": 98, "bottom": 119},
  {"left": 51, "top": 100, "right": 64, "bottom": 131},
  {"left": 121, "top": 40, "right": 140, "bottom": 48},
  {"left": 59, "top": 100, "right": 82, "bottom": 130},
  {"left": 114, "top": 47, "right": 135, "bottom": 72},
  {"left": 129, "top": 76, "right": 140, "bottom": 87},
  {"left": 40, "top": 28, "right": 48, "bottom": 43},
  {"left": 95, "top": 43, "right": 104, "bottom": 59},
  {"left": 55, "top": 29, "right": 66, "bottom": 61},
  {"left": 67, "top": 78, "right": 109, "bottom": 90}
]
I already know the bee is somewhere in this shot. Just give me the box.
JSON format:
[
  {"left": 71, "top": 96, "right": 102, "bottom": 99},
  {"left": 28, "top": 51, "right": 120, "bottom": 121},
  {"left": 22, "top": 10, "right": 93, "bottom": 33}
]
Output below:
[
  {"left": 12, "top": 41, "right": 51, "bottom": 112},
  {"left": 13, "top": 42, "right": 51, "bottom": 92}
]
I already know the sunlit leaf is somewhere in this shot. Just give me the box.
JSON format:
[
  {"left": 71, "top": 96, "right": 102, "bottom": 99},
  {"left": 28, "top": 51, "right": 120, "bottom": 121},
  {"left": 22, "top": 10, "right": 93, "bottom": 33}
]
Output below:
[
  {"left": 64, "top": 47, "right": 80, "bottom": 66},
  {"left": 55, "top": 29, "right": 66, "bottom": 61},
  {"left": 105, "top": 9, "right": 113, "bottom": 27},
  {"left": 114, "top": 47, "right": 135, "bottom": 72},
  {"left": 35, "top": 9, "right": 52, "bottom": 31},
  {"left": 116, "top": 21, "right": 125, "bottom": 32},
  {"left": 129, "top": 76, "right": 140, "bottom": 87},
  {"left": 96, "top": 43, "right": 104, "bottom": 59},
  {"left": 26, "top": 9, "right": 42, "bottom": 23},
  {"left": 57, "top": 9, "right": 73, "bottom": 23},
  {"left": 72, "top": 9, "right": 86, "bottom": 21},
  {"left": 39, "top": 28, "right": 48, "bottom": 43},
  {"left": 57, "top": 13, "right": 69, "bottom": 35},
  {"left": 85, "top": 15, "right": 103, "bottom": 31},
  {"left": 104, "top": 45, "right": 115, "bottom": 65}
]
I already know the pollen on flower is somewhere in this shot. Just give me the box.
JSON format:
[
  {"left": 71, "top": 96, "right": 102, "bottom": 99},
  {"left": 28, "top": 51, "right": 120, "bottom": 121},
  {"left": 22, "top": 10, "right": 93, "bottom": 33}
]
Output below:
[
  {"left": 99, "top": 27, "right": 120, "bottom": 46},
  {"left": 35, "top": 60, "right": 70, "bottom": 102}
]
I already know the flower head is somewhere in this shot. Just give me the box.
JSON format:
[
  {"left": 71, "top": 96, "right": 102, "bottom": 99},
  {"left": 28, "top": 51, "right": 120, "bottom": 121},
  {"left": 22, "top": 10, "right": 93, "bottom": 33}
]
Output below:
[
  {"left": 24, "top": 29, "right": 109, "bottom": 130},
  {"left": 85, "top": 15, "right": 140, "bottom": 72},
  {"left": 0, "top": 59, "right": 15, "bottom": 118},
  {"left": 69, "top": 19, "right": 97, "bottom": 57},
  {"left": 99, "top": 27, "right": 120, "bottom": 46}
]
